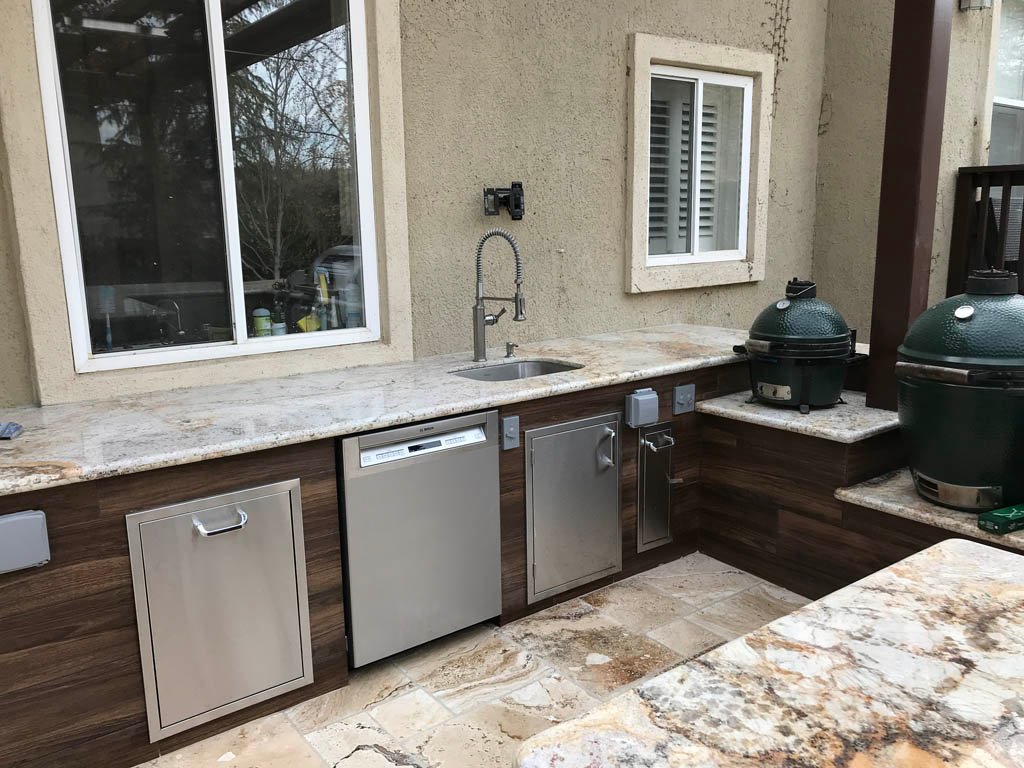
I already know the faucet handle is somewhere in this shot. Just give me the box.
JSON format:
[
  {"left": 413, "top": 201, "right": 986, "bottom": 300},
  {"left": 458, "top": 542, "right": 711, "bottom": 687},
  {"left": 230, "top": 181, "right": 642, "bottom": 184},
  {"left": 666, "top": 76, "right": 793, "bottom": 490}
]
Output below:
[
  {"left": 485, "top": 307, "right": 507, "bottom": 326},
  {"left": 505, "top": 342, "right": 519, "bottom": 359}
]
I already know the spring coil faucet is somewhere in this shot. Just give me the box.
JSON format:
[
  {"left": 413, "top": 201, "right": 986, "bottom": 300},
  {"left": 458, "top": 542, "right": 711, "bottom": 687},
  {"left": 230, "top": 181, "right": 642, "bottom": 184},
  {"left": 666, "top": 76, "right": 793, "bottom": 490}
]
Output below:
[{"left": 473, "top": 228, "right": 526, "bottom": 362}]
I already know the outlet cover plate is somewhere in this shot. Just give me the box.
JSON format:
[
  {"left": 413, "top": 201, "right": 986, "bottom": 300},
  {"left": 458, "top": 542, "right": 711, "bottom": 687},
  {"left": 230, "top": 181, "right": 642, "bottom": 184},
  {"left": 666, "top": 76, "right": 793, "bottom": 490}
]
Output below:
[
  {"left": 501, "top": 416, "right": 520, "bottom": 450},
  {"left": 673, "top": 384, "right": 696, "bottom": 415}
]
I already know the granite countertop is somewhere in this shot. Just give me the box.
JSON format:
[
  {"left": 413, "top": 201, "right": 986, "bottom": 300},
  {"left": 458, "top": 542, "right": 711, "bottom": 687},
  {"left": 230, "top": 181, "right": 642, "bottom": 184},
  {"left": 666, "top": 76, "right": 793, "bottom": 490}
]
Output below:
[
  {"left": 518, "top": 538, "right": 1024, "bottom": 767},
  {"left": 0, "top": 324, "right": 747, "bottom": 497},
  {"left": 695, "top": 388, "right": 897, "bottom": 444},
  {"left": 837, "top": 468, "right": 1024, "bottom": 553}
]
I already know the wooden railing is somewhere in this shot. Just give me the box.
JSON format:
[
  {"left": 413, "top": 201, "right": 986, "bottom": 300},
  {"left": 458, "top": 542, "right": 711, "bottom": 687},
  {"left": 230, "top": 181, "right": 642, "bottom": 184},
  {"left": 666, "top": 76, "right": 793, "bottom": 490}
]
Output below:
[{"left": 947, "top": 164, "right": 1024, "bottom": 296}]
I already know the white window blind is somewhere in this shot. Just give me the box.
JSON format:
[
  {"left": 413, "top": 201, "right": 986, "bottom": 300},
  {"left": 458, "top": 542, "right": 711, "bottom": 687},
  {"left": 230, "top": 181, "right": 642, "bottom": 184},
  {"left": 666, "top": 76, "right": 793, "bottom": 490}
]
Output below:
[
  {"left": 699, "top": 103, "right": 718, "bottom": 249},
  {"left": 648, "top": 98, "right": 671, "bottom": 245}
]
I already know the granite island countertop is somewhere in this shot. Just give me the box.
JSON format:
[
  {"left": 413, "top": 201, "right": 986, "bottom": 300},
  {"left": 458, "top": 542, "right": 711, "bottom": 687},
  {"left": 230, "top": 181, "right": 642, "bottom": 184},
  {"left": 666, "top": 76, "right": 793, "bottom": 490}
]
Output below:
[
  {"left": 0, "top": 323, "right": 747, "bottom": 497},
  {"left": 517, "top": 538, "right": 1024, "bottom": 767}
]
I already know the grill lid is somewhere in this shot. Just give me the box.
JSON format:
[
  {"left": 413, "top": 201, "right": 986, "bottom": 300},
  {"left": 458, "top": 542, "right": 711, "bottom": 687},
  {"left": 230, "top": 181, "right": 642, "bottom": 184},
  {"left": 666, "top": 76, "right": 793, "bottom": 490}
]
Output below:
[
  {"left": 899, "top": 270, "right": 1024, "bottom": 372},
  {"left": 746, "top": 278, "right": 851, "bottom": 356}
]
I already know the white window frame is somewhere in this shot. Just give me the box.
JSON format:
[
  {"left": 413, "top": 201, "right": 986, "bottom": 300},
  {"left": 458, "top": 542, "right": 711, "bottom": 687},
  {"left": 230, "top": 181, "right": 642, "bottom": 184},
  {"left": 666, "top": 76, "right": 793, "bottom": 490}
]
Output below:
[
  {"left": 646, "top": 65, "right": 753, "bottom": 268},
  {"left": 32, "top": 0, "right": 381, "bottom": 373},
  {"left": 625, "top": 34, "right": 773, "bottom": 294},
  {"left": 994, "top": 95, "right": 1024, "bottom": 111}
]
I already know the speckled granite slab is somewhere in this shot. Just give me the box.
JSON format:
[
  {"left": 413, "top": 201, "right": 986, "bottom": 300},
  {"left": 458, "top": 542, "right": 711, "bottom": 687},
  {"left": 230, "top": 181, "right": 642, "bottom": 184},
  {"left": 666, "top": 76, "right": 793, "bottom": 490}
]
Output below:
[
  {"left": 695, "top": 388, "right": 898, "bottom": 444},
  {"left": 837, "top": 468, "right": 1024, "bottom": 553},
  {"left": 0, "top": 324, "right": 744, "bottom": 497},
  {"left": 517, "top": 539, "right": 1024, "bottom": 767}
]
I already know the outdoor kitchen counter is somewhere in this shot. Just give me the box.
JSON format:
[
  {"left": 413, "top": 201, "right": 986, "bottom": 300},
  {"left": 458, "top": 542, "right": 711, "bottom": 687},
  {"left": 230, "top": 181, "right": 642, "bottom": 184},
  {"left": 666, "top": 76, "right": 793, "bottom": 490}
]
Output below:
[
  {"left": 517, "top": 538, "right": 1024, "bottom": 767},
  {"left": 0, "top": 323, "right": 747, "bottom": 496},
  {"left": 837, "top": 468, "right": 1024, "bottom": 553},
  {"left": 695, "top": 387, "right": 897, "bottom": 443}
]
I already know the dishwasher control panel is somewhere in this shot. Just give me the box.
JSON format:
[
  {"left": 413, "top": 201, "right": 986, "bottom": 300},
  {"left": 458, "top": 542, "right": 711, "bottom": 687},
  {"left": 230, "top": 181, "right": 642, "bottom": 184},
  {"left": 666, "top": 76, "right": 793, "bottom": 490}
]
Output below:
[{"left": 359, "top": 426, "right": 487, "bottom": 468}]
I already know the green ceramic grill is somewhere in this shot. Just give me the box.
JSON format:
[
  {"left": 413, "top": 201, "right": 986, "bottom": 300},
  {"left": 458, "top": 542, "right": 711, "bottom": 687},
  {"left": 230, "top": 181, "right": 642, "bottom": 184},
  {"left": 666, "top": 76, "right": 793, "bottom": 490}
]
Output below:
[
  {"left": 897, "top": 269, "right": 1024, "bottom": 511},
  {"left": 734, "top": 278, "right": 862, "bottom": 413}
]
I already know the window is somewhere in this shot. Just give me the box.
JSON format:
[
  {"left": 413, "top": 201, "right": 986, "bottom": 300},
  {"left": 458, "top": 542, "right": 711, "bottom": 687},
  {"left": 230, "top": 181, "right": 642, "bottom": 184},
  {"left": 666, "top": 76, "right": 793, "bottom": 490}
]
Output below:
[
  {"left": 647, "top": 66, "right": 751, "bottom": 266},
  {"left": 34, "top": 0, "right": 378, "bottom": 371},
  {"left": 625, "top": 34, "right": 773, "bottom": 294},
  {"left": 991, "top": 0, "right": 1024, "bottom": 164}
]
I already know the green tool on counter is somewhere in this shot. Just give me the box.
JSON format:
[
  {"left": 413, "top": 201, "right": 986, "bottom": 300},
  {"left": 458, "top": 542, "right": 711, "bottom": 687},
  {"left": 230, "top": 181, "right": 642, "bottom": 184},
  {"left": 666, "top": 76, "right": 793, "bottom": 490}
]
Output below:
[{"left": 978, "top": 505, "right": 1024, "bottom": 535}]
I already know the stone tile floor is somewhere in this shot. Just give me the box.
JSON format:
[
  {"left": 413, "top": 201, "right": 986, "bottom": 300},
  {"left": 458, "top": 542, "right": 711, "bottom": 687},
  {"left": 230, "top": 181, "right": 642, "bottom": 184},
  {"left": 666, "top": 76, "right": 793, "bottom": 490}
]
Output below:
[{"left": 135, "top": 553, "right": 809, "bottom": 768}]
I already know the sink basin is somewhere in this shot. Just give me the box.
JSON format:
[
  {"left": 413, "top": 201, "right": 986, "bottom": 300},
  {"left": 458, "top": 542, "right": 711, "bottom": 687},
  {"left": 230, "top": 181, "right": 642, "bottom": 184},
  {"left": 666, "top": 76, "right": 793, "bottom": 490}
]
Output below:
[{"left": 452, "top": 359, "right": 583, "bottom": 382}]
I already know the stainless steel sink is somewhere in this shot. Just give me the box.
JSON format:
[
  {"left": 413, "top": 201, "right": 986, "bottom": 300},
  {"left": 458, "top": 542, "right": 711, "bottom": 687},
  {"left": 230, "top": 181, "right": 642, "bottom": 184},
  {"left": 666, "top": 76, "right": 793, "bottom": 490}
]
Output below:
[{"left": 452, "top": 359, "right": 583, "bottom": 382}]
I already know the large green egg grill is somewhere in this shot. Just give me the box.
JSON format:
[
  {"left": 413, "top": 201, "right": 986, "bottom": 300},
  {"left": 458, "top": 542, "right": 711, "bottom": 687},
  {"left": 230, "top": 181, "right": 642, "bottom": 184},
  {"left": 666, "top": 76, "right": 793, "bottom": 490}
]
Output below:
[
  {"left": 736, "top": 278, "right": 858, "bottom": 412},
  {"left": 897, "top": 270, "right": 1024, "bottom": 511}
]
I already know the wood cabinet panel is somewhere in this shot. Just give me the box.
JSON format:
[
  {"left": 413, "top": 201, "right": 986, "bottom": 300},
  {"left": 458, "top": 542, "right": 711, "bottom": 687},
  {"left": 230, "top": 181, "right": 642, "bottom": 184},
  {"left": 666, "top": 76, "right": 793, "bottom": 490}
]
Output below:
[
  {"left": 0, "top": 441, "right": 346, "bottom": 768},
  {"left": 699, "top": 414, "right": 908, "bottom": 598}
]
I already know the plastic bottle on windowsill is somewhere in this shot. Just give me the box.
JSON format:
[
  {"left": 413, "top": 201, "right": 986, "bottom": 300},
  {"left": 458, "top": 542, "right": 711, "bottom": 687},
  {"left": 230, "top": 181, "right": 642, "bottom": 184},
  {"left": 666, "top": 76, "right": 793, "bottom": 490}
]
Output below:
[{"left": 344, "top": 282, "right": 361, "bottom": 328}]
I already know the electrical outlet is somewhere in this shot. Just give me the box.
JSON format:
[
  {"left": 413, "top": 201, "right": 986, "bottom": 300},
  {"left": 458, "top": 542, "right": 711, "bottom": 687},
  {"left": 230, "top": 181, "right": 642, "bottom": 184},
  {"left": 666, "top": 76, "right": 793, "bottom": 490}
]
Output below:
[
  {"left": 673, "top": 384, "right": 696, "bottom": 415},
  {"left": 501, "top": 416, "right": 520, "bottom": 450}
]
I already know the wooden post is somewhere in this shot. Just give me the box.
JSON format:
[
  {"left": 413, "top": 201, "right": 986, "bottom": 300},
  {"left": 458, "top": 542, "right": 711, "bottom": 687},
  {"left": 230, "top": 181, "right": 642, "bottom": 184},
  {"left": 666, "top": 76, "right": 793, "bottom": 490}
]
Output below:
[{"left": 865, "top": 0, "right": 954, "bottom": 411}]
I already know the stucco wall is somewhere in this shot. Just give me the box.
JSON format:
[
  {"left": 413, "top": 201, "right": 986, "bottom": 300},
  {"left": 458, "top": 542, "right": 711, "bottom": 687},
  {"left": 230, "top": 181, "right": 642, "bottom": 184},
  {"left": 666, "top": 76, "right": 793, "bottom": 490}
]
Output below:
[
  {"left": 813, "top": 2, "right": 996, "bottom": 336},
  {"left": 401, "top": 0, "right": 828, "bottom": 357},
  {"left": 0, "top": 115, "right": 35, "bottom": 408},
  {"left": 0, "top": 0, "right": 834, "bottom": 404}
]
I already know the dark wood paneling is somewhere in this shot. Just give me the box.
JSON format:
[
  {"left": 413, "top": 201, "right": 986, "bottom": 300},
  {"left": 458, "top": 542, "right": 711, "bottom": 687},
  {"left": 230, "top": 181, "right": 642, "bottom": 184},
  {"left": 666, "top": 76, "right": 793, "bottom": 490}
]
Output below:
[
  {"left": 844, "top": 431, "right": 907, "bottom": 486},
  {"left": 0, "top": 440, "right": 347, "bottom": 768},
  {"left": 498, "top": 363, "right": 746, "bottom": 622},
  {"left": 841, "top": 501, "right": 1021, "bottom": 557},
  {"left": 699, "top": 483, "right": 778, "bottom": 557},
  {"left": 698, "top": 415, "right": 908, "bottom": 598},
  {"left": 777, "top": 509, "right": 912, "bottom": 585},
  {"left": 701, "top": 416, "right": 848, "bottom": 525}
]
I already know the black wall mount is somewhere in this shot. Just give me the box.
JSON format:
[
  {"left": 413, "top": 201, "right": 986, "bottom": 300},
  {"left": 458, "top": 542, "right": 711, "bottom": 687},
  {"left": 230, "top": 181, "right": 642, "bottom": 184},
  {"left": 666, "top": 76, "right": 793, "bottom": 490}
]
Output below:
[{"left": 483, "top": 182, "right": 525, "bottom": 220}]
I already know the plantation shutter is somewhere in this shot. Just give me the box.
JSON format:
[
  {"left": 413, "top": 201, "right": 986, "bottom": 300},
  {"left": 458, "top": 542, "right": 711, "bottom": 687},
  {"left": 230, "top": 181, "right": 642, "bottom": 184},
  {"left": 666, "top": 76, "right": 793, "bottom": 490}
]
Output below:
[
  {"left": 648, "top": 97, "right": 670, "bottom": 250},
  {"left": 679, "top": 100, "right": 691, "bottom": 244},
  {"left": 699, "top": 103, "right": 718, "bottom": 249},
  {"left": 649, "top": 81, "right": 718, "bottom": 256}
]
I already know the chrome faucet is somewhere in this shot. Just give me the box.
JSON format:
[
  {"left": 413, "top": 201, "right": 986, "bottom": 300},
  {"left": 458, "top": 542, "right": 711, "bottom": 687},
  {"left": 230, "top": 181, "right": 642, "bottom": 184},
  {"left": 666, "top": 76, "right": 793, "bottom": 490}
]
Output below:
[{"left": 473, "top": 228, "right": 525, "bottom": 362}]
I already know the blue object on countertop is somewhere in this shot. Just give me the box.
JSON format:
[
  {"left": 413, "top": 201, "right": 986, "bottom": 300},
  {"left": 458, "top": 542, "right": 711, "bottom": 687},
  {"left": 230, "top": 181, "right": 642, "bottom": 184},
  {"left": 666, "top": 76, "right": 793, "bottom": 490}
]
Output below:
[{"left": 0, "top": 423, "right": 23, "bottom": 440}]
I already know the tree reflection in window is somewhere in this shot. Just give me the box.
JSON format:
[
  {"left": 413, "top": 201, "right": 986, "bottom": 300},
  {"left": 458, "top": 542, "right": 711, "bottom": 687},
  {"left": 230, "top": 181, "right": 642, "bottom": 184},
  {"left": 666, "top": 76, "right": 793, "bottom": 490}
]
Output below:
[{"left": 226, "top": 0, "right": 364, "bottom": 334}]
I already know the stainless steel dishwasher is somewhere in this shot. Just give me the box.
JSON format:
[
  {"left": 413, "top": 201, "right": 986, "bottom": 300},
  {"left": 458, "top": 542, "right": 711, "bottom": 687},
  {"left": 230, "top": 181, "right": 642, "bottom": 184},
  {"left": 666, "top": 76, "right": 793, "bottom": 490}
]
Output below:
[{"left": 341, "top": 411, "right": 501, "bottom": 666}]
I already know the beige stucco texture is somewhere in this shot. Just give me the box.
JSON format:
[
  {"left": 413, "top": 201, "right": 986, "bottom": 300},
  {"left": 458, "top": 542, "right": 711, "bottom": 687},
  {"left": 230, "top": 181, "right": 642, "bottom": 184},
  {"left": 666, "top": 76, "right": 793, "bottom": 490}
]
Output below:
[
  {"left": 813, "top": 2, "right": 996, "bottom": 335},
  {"left": 402, "top": 0, "right": 828, "bottom": 359}
]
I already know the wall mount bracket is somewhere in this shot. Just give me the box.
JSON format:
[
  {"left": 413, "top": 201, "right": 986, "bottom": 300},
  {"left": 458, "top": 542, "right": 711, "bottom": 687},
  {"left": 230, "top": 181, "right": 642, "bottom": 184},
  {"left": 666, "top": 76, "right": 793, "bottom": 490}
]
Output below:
[{"left": 483, "top": 182, "right": 525, "bottom": 220}]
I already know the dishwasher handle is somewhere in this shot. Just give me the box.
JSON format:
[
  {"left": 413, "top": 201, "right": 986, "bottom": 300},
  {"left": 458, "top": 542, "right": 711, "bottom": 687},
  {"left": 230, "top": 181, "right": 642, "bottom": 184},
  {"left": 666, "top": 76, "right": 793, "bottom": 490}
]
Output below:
[
  {"left": 598, "top": 426, "right": 616, "bottom": 470},
  {"left": 193, "top": 508, "right": 248, "bottom": 537}
]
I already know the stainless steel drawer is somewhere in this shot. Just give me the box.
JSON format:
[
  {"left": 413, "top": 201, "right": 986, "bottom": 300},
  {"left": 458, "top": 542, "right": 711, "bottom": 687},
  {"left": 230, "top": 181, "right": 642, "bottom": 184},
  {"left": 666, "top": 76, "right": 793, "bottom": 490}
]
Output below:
[{"left": 126, "top": 480, "right": 313, "bottom": 742}]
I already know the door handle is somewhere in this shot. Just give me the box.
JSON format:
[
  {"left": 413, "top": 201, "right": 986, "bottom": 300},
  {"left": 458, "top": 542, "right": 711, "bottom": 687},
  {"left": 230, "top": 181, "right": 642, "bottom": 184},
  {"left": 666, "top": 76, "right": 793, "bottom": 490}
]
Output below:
[
  {"left": 193, "top": 508, "right": 248, "bottom": 537},
  {"left": 643, "top": 434, "right": 675, "bottom": 454},
  {"left": 599, "top": 426, "right": 616, "bottom": 469}
]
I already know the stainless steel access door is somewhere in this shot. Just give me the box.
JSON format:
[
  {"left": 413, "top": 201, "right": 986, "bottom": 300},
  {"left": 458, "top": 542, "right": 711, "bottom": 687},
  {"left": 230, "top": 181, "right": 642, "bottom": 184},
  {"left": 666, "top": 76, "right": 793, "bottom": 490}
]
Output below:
[
  {"left": 526, "top": 413, "right": 622, "bottom": 603},
  {"left": 126, "top": 480, "right": 312, "bottom": 742},
  {"left": 638, "top": 422, "right": 674, "bottom": 552}
]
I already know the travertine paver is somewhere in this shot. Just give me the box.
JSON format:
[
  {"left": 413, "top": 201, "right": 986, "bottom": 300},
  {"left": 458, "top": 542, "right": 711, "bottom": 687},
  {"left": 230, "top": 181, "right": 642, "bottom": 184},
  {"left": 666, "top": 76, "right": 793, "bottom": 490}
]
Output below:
[{"left": 134, "top": 553, "right": 804, "bottom": 768}]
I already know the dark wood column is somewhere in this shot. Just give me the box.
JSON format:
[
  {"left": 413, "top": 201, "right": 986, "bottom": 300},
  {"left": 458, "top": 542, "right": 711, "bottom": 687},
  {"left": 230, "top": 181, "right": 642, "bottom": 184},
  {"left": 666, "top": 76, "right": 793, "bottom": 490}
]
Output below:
[{"left": 865, "top": 0, "right": 954, "bottom": 411}]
